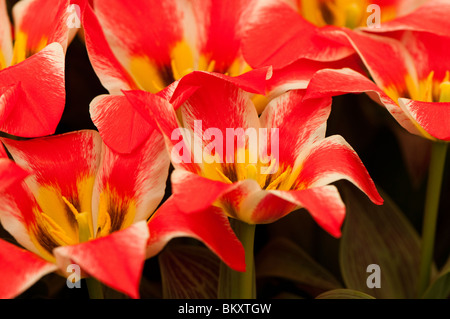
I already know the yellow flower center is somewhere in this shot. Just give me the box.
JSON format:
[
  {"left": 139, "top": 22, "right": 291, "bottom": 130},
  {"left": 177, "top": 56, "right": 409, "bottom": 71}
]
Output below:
[
  {"left": 385, "top": 71, "right": 450, "bottom": 103},
  {"left": 28, "top": 179, "right": 136, "bottom": 262},
  {"left": 298, "top": 0, "right": 396, "bottom": 29},
  {"left": 129, "top": 40, "right": 249, "bottom": 93}
]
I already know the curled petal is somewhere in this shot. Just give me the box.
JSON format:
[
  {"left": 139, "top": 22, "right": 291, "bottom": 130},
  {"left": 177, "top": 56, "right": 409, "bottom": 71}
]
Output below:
[{"left": 147, "top": 196, "right": 246, "bottom": 272}]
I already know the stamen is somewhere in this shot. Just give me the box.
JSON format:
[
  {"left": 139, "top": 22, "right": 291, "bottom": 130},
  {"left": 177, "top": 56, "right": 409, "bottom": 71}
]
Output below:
[
  {"left": 41, "top": 213, "right": 75, "bottom": 246},
  {"left": 49, "top": 229, "right": 73, "bottom": 246},
  {"left": 215, "top": 167, "right": 233, "bottom": 184},
  {"left": 439, "top": 81, "right": 450, "bottom": 103},
  {"left": 206, "top": 60, "right": 216, "bottom": 73},
  {"left": 423, "top": 71, "right": 434, "bottom": 102},
  {"left": 76, "top": 212, "right": 92, "bottom": 243},
  {"left": 246, "top": 164, "right": 258, "bottom": 180},
  {"left": 266, "top": 170, "right": 290, "bottom": 191},
  {"left": 345, "top": 3, "right": 362, "bottom": 29},
  {"left": 62, "top": 196, "right": 79, "bottom": 217}
]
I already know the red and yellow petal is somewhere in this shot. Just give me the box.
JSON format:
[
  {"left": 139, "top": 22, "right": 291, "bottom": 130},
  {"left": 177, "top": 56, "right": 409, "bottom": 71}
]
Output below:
[
  {"left": 92, "top": 0, "right": 185, "bottom": 92},
  {"left": 398, "top": 98, "right": 450, "bottom": 141},
  {"left": 54, "top": 221, "right": 149, "bottom": 299},
  {"left": 2, "top": 131, "right": 103, "bottom": 248},
  {"left": 0, "top": 239, "right": 57, "bottom": 299},
  {"left": 74, "top": 0, "right": 138, "bottom": 94},
  {"left": 0, "top": 42, "right": 65, "bottom": 137},
  {"left": 0, "top": 0, "right": 12, "bottom": 69},
  {"left": 11, "top": 0, "right": 72, "bottom": 65},
  {"left": 147, "top": 196, "right": 245, "bottom": 272},
  {"left": 92, "top": 130, "right": 170, "bottom": 235}
]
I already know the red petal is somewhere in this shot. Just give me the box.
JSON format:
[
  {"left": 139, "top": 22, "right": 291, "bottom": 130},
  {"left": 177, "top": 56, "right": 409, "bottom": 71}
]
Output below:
[
  {"left": 53, "top": 221, "right": 149, "bottom": 299},
  {"left": 175, "top": 71, "right": 261, "bottom": 135},
  {"left": 147, "top": 196, "right": 245, "bottom": 272},
  {"left": 270, "top": 186, "right": 347, "bottom": 238},
  {"left": 0, "top": 43, "right": 65, "bottom": 137},
  {"left": 196, "top": 0, "right": 255, "bottom": 73},
  {"left": 90, "top": 94, "right": 154, "bottom": 154},
  {"left": 363, "top": 0, "right": 450, "bottom": 37},
  {"left": 171, "top": 169, "right": 236, "bottom": 214},
  {"left": 124, "top": 89, "right": 200, "bottom": 172},
  {"left": 260, "top": 89, "right": 332, "bottom": 166},
  {"left": 297, "top": 135, "right": 384, "bottom": 205},
  {"left": 0, "top": 239, "right": 56, "bottom": 299},
  {"left": 398, "top": 98, "right": 450, "bottom": 141},
  {"left": 266, "top": 54, "right": 364, "bottom": 96},
  {"left": 0, "top": 158, "right": 29, "bottom": 192},
  {"left": 74, "top": 0, "right": 138, "bottom": 93},
  {"left": 2, "top": 131, "right": 102, "bottom": 196},
  {"left": 304, "top": 68, "right": 421, "bottom": 136},
  {"left": 242, "top": 1, "right": 354, "bottom": 68}
]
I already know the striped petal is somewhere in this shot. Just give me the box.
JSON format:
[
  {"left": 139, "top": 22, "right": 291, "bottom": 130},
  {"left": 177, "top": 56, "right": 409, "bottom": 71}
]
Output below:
[
  {"left": 304, "top": 67, "right": 421, "bottom": 136},
  {"left": 2, "top": 131, "right": 103, "bottom": 255},
  {"left": 362, "top": 0, "right": 450, "bottom": 36},
  {"left": 398, "top": 98, "right": 450, "bottom": 141},
  {"left": 92, "top": 130, "right": 170, "bottom": 235},
  {"left": 92, "top": 0, "right": 185, "bottom": 92},
  {"left": 296, "top": 135, "right": 383, "bottom": 205},
  {"left": 0, "top": 0, "right": 12, "bottom": 69},
  {"left": 265, "top": 54, "right": 364, "bottom": 99},
  {"left": 242, "top": 1, "right": 354, "bottom": 68},
  {"left": 90, "top": 94, "right": 154, "bottom": 154},
  {"left": 0, "top": 239, "right": 57, "bottom": 299},
  {"left": 11, "top": 0, "right": 72, "bottom": 64},
  {"left": 74, "top": 0, "right": 138, "bottom": 93},
  {"left": 175, "top": 72, "right": 262, "bottom": 136},
  {"left": 0, "top": 42, "right": 65, "bottom": 137},
  {"left": 54, "top": 221, "right": 149, "bottom": 299},
  {"left": 195, "top": 0, "right": 255, "bottom": 74},
  {"left": 147, "top": 196, "right": 246, "bottom": 272},
  {"left": 260, "top": 90, "right": 332, "bottom": 166}
]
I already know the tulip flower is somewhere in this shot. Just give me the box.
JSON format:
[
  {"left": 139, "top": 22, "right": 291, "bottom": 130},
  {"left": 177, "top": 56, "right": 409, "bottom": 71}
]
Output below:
[
  {"left": 242, "top": 0, "right": 450, "bottom": 68},
  {"left": 303, "top": 29, "right": 450, "bottom": 297},
  {"left": 0, "top": 130, "right": 245, "bottom": 299},
  {"left": 124, "top": 71, "right": 383, "bottom": 298},
  {"left": 71, "top": 0, "right": 261, "bottom": 154},
  {"left": 126, "top": 71, "right": 383, "bottom": 237},
  {"left": 0, "top": 0, "right": 74, "bottom": 137}
]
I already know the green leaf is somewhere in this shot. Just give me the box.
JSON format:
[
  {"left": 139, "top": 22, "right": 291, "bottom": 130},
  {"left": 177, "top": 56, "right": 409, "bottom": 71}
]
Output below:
[
  {"left": 316, "top": 289, "right": 375, "bottom": 299},
  {"left": 158, "top": 243, "right": 220, "bottom": 299},
  {"left": 422, "top": 256, "right": 450, "bottom": 299},
  {"left": 339, "top": 184, "right": 421, "bottom": 299},
  {"left": 256, "top": 237, "right": 343, "bottom": 295}
]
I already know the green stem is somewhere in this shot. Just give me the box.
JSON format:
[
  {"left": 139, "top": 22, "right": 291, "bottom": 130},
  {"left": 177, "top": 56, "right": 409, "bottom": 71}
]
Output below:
[
  {"left": 86, "top": 277, "right": 104, "bottom": 299},
  {"left": 418, "top": 141, "right": 447, "bottom": 296},
  {"left": 218, "top": 219, "right": 256, "bottom": 299}
]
